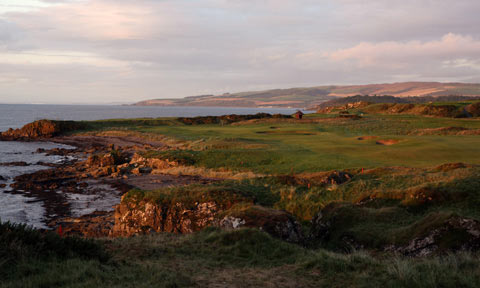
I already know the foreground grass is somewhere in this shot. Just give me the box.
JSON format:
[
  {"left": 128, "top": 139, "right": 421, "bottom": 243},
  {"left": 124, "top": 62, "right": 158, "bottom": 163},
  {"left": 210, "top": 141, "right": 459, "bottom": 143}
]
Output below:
[{"left": 2, "top": 223, "right": 480, "bottom": 288}]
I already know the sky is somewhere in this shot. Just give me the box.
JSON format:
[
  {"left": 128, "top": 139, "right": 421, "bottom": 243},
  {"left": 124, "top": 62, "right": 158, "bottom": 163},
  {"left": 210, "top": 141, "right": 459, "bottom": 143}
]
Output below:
[{"left": 1, "top": 0, "right": 480, "bottom": 104}]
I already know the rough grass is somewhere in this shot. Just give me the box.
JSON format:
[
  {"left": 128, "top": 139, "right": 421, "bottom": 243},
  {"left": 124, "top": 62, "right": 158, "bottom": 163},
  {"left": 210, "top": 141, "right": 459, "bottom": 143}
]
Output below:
[
  {"left": 0, "top": 222, "right": 107, "bottom": 281},
  {"left": 2, "top": 226, "right": 480, "bottom": 287}
]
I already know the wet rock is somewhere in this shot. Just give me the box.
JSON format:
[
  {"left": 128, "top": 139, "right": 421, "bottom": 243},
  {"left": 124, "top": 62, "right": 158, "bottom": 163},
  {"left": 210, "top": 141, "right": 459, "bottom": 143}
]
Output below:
[
  {"left": 87, "top": 154, "right": 115, "bottom": 168},
  {"left": 0, "top": 161, "right": 30, "bottom": 167},
  {"left": 49, "top": 211, "right": 114, "bottom": 238},
  {"left": 45, "top": 148, "right": 73, "bottom": 156},
  {"left": 131, "top": 167, "right": 152, "bottom": 175}
]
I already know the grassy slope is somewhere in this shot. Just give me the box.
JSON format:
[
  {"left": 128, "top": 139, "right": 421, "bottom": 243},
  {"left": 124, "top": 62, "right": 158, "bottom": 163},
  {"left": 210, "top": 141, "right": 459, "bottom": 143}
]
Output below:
[
  {"left": 2, "top": 223, "right": 480, "bottom": 288},
  {"left": 133, "top": 82, "right": 480, "bottom": 108}
]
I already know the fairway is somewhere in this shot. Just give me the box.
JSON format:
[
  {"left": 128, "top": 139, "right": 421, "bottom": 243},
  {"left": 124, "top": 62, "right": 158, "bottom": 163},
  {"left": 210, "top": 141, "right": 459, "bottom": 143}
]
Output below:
[{"left": 85, "top": 113, "right": 480, "bottom": 174}]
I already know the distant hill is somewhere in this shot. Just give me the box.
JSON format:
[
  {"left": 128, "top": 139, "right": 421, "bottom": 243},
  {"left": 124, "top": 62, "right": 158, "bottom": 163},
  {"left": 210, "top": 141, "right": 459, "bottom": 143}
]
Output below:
[
  {"left": 317, "top": 95, "right": 480, "bottom": 108},
  {"left": 132, "top": 82, "right": 480, "bottom": 108}
]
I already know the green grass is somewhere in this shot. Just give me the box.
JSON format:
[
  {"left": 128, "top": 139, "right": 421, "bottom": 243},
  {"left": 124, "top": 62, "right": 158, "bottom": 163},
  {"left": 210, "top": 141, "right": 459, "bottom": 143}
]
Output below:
[{"left": 78, "top": 113, "right": 480, "bottom": 174}]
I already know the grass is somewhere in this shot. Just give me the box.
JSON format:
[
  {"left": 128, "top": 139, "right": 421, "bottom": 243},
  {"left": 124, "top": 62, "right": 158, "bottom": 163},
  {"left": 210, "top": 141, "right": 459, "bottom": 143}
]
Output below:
[
  {"left": 5, "top": 104, "right": 480, "bottom": 286},
  {"left": 2, "top": 225, "right": 480, "bottom": 287},
  {"left": 75, "top": 112, "right": 480, "bottom": 174}
]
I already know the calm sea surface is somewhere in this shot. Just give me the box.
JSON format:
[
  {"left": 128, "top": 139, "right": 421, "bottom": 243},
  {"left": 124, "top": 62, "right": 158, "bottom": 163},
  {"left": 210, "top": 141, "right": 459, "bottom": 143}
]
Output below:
[
  {"left": 0, "top": 104, "right": 299, "bottom": 131},
  {"left": 0, "top": 104, "right": 302, "bottom": 228}
]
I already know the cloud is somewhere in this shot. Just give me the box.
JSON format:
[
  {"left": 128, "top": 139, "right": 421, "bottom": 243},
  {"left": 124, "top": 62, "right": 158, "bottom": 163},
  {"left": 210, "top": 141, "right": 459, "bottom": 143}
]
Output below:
[
  {"left": 327, "top": 33, "right": 480, "bottom": 70},
  {"left": 1, "top": 1, "right": 480, "bottom": 104}
]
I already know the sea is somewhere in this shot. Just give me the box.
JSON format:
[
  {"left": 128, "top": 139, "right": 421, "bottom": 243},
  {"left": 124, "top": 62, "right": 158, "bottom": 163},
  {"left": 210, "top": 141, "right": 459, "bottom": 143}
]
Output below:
[{"left": 0, "top": 104, "right": 301, "bottom": 228}]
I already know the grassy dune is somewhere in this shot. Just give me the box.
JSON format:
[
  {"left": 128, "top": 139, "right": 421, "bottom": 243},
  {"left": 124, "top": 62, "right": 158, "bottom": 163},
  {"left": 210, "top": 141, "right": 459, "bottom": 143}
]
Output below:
[{"left": 2, "top": 223, "right": 480, "bottom": 288}]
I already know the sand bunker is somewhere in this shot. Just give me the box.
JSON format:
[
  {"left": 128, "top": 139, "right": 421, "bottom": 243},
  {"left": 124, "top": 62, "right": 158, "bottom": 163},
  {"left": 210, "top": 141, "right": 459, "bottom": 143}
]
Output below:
[
  {"left": 357, "top": 136, "right": 378, "bottom": 140},
  {"left": 376, "top": 139, "right": 400, "bottom": 145}
]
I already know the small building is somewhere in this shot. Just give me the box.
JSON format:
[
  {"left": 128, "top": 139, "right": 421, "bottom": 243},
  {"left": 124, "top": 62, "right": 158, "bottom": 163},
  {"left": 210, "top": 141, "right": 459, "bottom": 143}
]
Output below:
[{"left": 294, "top": 110, "right": 304, "bottom": 119}]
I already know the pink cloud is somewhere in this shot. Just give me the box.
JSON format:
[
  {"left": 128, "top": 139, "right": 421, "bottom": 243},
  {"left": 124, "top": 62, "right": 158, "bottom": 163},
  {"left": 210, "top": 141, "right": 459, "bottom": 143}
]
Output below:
[{"left": 327, "top": 33, "right": 480, "bottom": 69}]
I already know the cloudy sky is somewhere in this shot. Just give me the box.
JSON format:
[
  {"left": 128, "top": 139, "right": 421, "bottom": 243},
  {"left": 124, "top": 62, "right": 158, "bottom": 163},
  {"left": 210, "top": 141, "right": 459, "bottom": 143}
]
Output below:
[{"left": 1, "top": 0, "right": 480, "bottom": 104}]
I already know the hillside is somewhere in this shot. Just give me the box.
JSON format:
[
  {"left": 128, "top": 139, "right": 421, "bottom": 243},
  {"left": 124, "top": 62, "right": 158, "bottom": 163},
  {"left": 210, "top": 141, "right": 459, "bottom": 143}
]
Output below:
[
  {"left": 317, "top": 95, "right": 480, "bottom": 109},
  {"left": 133, "top": 82, "right": 480, "bottom": 108}
]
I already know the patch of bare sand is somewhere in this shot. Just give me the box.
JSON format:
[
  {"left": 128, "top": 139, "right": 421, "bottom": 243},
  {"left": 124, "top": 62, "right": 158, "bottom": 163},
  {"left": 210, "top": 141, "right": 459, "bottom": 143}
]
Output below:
[{"left": 376, "top": 139, "right": 400, "bottom": 145}]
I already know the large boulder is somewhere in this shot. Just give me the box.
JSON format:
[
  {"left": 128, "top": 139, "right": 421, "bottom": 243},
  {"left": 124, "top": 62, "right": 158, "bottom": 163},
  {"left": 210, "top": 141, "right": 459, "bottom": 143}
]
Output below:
[{"left": 219, "top": 205, "right": 304, "bottom": 243}]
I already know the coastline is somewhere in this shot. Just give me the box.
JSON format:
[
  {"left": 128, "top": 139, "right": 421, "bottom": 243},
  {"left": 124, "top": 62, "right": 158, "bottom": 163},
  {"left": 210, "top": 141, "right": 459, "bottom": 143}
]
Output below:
[{"left": 1, "top": 133, "right": 234, "bottom": 237}]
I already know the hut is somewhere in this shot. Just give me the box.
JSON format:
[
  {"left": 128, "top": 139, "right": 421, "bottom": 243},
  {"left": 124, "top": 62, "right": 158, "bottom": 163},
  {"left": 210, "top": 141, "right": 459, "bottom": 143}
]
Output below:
[{"left": 294, "top": 110, "right": 304, "bottom": 119}]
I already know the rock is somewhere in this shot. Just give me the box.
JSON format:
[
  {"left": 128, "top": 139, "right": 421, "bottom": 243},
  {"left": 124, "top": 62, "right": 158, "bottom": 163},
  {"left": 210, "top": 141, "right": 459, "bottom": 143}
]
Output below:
[
  {"left": 0, "top": 184, "right": 6, "bottom": 188},
  {"left": 387, "top": 215, "right": 480, "bottom": 257},
  {"left": 219, "top": 205, "right": 304, "bottom": 243},
  {"left": 131, "top": 168, "right": 141, "bottom": 175},
  {"left": 0, "top": 162, "right": 30, "bottom": 167},
  {"left": 129, "top": 153, "right": 178, "bottom": 170},
  {"left": 86, "top": 154, "right": 114, "bottom": 168},
  {"left": 0, "top": 175, "right": 7, "bottom": 181},
  {"left": 49, "top": 211, "right": 114, "bottom": 238},
  {"left": 0, "top": 120, "right": 84, "bottom": 140},
  {"left": 112, "top": 199, "right": 230, "bottom": 236}
]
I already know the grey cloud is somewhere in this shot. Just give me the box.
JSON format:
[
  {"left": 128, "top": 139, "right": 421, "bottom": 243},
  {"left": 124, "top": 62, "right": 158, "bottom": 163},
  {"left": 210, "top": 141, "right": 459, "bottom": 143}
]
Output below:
[{"left": 1, "top": 0, "right": 480, "bottom": 104}]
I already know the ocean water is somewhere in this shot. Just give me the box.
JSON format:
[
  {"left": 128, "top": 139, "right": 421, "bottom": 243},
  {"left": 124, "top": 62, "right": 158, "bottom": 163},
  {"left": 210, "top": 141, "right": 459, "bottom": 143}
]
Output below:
[
  {"left": 0, "top": 104, "right": 301, "bottom": 228},
  {"left": 0, "top": 104, "right": 299, "bottom": 131}
]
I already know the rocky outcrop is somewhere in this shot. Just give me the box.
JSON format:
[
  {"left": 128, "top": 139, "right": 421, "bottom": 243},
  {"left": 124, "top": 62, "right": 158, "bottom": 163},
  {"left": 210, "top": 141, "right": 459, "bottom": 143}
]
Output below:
[
  {"left": 112, "top": 197, "right": 304, "bottom": 243},
  {"left": 112, "top": 198, "right": 233, "bottom": 236},
  {"left": 386, "top": 216, "right": 480, "bottom": 257},
  {"left": 129, "top": 153, "right": 178, "bottom": 170},
  {"left": 219, "top": 205, "right": 304, "bottom": 243},
  {"left": 86, "top": 150, "right": 130, "bottom": 168},
  {"left": 49, "top": 211, "right": 114, "bottom": 238},
  {"left": 310, "top": 204, "right": 480, "bottom": 256},
  {"left": 0, "top": 120, "right": 85, "bottom": 140}
]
